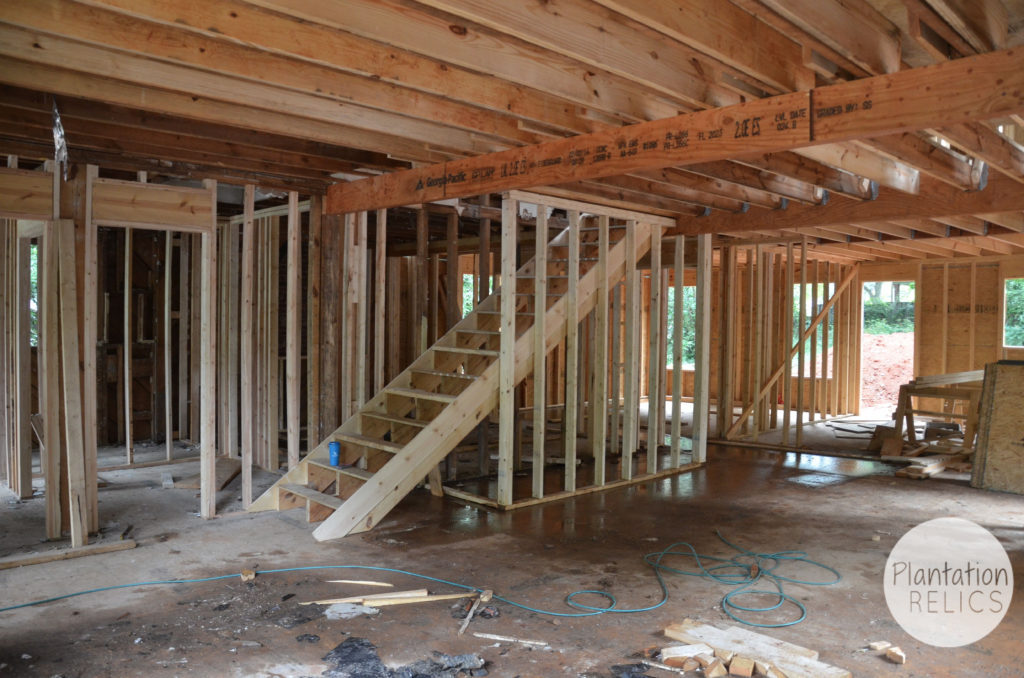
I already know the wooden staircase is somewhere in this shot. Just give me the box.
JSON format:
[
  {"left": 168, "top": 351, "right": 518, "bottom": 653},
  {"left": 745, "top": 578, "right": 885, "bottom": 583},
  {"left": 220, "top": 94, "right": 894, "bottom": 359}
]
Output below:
[{"left": 249, "top": 215, "right": 652, "bottom": 541}]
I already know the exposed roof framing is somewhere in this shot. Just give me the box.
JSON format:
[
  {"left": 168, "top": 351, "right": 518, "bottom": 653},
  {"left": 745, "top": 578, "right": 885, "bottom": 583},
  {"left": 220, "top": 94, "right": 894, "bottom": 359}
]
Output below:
[{"left": 1, "top": 0, "right": 1024, "bottom": 262}]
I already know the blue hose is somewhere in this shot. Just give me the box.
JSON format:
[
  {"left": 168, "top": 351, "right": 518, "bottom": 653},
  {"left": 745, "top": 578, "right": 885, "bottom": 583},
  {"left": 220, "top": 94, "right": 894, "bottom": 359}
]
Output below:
[{"left": 0, "top": 531, "right": 840, "bottom": 627}]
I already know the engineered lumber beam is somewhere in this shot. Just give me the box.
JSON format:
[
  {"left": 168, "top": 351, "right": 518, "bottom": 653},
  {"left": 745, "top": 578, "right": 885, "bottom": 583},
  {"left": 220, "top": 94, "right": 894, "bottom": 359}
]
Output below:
[
  {"left": 932, "top": 123, "right": 1024, "bottom": 184},
  {"left": 925, "top": 0, "right": 1008, "bottom": 53},
  {"left": 673, "top": 173, "right": 1024, "bottom": 236},
  {"left": 0, "top": 167, "right": 52, "bottom": 219},
  {"left": 91, "top": 179, "right": 214, "bottom": 234},
  {"left": 328, "top": 47, "right": 1024, "bottom": 213}
]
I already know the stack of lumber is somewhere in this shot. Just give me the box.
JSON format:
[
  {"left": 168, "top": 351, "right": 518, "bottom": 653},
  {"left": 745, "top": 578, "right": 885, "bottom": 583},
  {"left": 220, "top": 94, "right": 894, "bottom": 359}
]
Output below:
[{"left": 661, "top": 619, "right": 851, "bottom": 678}]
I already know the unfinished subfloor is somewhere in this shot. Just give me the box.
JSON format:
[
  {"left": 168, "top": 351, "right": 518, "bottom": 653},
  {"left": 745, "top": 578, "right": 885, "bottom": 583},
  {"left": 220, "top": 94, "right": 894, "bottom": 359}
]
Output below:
[{"left": 1, "top": 444, "right": 1022, "bottom": 677}]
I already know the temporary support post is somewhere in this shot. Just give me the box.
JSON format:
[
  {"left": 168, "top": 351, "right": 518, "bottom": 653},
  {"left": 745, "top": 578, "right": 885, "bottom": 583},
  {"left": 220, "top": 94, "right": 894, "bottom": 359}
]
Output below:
[
  {"left": 240, "top": 185, "right": 255, "bottom": 506},
  {"left": 646, "top": 225, "right": 662, "bottom": 472},
  {"left": 670, "top": 235, "right": 685, "bottom": 466},
  {"left": 285, "top": 191, "right": 300, "bottom": 470},
  {"left": 564, "top": 209, "right": 579, "bottom": 492},
  {"left": 692, "top": 234, "right": 713, "bottom": 463},
  {"left": 497, "top": 196, "right": 517, "bottom": 505},
  {"left": 531, "top": 205, "right": 547, "bottom": 499},
  {"left": 591, "top": 215, "right": 610, "bottom": 485},
  {"left": 199, "top": 180, "right": 218, "bottom": 519}
]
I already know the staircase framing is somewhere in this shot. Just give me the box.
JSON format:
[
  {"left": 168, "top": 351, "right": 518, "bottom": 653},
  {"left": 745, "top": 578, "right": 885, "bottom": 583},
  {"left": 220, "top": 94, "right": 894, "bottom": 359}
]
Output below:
[{"left": 249, "top": 191, "right": 713, "bottom": 541}]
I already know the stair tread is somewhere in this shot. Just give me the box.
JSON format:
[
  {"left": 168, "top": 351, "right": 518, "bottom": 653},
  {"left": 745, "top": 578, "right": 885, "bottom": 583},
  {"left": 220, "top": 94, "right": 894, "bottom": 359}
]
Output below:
[
  {"left": 455, "top": 328, "right": 500, "bottom": 335},
  {"left": 362, "top": 411, "right": 431, "bottom": 428},
  {"left": 334, "top": 432, "right": 403, "bottom": 453},
  {"left": 384, "top": 386, "right": 458, "bottom": 403},
  {"left": 308, "top": 460, "right": 375, "bottom": 481},
  {"left": 412, "top": 368, "right": 478, "bottom": 380},
  {"left": 434, "top": 346, "right": 499, "bottom": 356},
  {"left": 280, "top": 484, "right": 343, "bottom": 509}
]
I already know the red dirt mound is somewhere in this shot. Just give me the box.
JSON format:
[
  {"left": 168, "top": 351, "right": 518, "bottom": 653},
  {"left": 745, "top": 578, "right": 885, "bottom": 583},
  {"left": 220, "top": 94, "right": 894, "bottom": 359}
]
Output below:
[{"left": 860, "top": 331, "right": 914, "bottom": 408}]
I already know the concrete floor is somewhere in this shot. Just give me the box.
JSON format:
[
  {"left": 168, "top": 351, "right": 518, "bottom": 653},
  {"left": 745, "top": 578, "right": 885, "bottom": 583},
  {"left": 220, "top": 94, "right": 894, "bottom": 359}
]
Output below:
[{"left": 1, "top": 438, "right": 1023, "bottom": 677}]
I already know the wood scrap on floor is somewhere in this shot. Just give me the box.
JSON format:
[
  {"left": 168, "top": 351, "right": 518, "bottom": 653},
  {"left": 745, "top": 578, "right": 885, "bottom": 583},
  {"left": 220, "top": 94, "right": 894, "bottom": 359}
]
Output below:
[
  {"left": 663, "top": 618, "right": 851, "bottom": 678},
  {"left": 0, "top": 538, "right": 137, "bottom": 570},
  {"left": 176, "top": 457, "right": 241, "bottom": 490}
]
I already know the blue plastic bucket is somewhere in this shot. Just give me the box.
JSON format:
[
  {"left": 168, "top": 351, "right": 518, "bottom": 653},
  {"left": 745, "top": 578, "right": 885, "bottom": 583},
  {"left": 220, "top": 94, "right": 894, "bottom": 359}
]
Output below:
[{"left": 328, "top": 441, "right": 341, "bottom": 467}]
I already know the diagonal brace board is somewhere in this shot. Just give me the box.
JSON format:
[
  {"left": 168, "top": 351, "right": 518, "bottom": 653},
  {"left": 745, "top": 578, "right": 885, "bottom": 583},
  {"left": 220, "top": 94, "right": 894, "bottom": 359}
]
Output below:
[{"left": 327, "top": 48, "right": 1024, "bottom": 213}]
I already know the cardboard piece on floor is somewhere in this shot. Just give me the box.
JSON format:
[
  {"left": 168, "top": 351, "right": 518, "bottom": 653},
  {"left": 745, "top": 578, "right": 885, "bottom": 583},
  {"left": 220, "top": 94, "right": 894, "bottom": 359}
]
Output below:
[{"left": 177, "top": 457, "right": 242, "bottom": 490}]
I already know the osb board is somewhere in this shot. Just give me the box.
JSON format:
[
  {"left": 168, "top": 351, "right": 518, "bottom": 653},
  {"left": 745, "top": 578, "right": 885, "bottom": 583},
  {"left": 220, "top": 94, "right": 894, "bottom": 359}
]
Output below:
[
  {"left": 973, "top": 264, "right": 1001, "bottom": 367},
  {"left": 945, "top": 264, "right": 972, "bottom": 349},
  {"left": 918, "top": 265, "right": 945, "bottom": 377},
  {"left": 972, "top": 361, "right": 1024, "bottom": 494},
  {"left": 92, "top": 179, "right": 213, "bottom": 232},
  {"left": 0, "top": 168, "right": 52, "bottom": 219}
]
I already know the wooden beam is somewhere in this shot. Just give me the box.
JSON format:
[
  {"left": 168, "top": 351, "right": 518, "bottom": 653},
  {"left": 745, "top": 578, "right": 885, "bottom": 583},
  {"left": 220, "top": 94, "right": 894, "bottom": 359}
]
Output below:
[
  {"left": 925, "top": 0, "right": 1008, "bottom": 53},
  {"left": 285, "top": 191, "right": 300, "bottom": 470},
  {"left": 673, "top": 173, "right": 1024, "bottom": 236},
  {"left": 933, "top": 123, "right": 1024, "bottom": 184},
  {"left": 328, "top": 47, "right": 1024, "bottom": 212}
]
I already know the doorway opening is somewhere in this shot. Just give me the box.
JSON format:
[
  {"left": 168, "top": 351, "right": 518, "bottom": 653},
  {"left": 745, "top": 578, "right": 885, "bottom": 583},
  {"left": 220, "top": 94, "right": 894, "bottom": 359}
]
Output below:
[{"left": 861, "top": 281, "right": 915, "bottom": 415}]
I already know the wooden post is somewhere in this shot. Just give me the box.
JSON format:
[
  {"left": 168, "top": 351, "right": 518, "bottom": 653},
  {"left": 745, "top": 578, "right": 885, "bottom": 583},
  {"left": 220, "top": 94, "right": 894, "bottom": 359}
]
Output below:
[
  {"left": 190, "top": 233, "right": 202, "bottom": 444},
  {"left": 41, "top": 219, "right": 61, "bottom": 539},
  {"left": 647, "top": 226, "right": 662, "bottom": 472},
  {"left": 178, "top": 232, "right": 190, "bottom": 440},
  {"left": 340, "top": 213, "right": 353, "bottom": 422},
  {"left": 286, "top": 191, "right": 301, "bottom": 470},
  {"left": 692, "top": 234, "right": 712, "bottom": 464},
  {"left": 123, "top": 227, "right": 132, "bottom": 463},
  {"left": 532, "top": 206, "right": 547, "bottom": 499},
  {"left": 497, "top": 196, "right": 517, "bottom": 505},
  {"left": 82, "top": 165, "right": 98, "bottom": 528},
  {"left": 783, "top": 243, "right": 794, "bottom": 443},
  {"left": 240, "top": 185, "right": 255, "bottom": 507},
  {"left": 57, "top": 219, "right": 88, "bottom": 547},
  {"left": 752, "top": 245, "right": 764, "bottom": 440},
  {"left": 267, "top": 216, "right": 280, "bottom": 467},
  {"left": 809, "top": 261, "right": 819, "bottom": 424},
  {"left": 796, "top": 238, "right": 808, "bottom": 446},
  {"left": 622, "top": 221, "right": 639, "bottom": 479},
  {"left": 610, "top": 281, "right": 621, "bottom": 455},
  {"left": 720, "top": 246, "right": 737, "bottom": 437},
  {"left": 670, "top": 235, "right": 684, "bottom": 466},
  {"left": 308, "top": 196, "right": 323, "bottom": 445},
  {"left": 416, "top": 209, "right": 429, "bottom": 354},
  {"left": 227, "top": 219, "right": 240, "bottom": 459},
  {"left": 199, "top": 180, "right": 218, "bottom": 519},
  {"left": 564, "top": 210, "right": 579, "bottom": 492},
  {"left": 12, "top": 234, "right": 31, "bottom": 499},
  {"left": 591, "top": 215, "right": 610, "bottom": 485},
  {"left": 374, "top": 208, "right": 386, "bottom": 393}
]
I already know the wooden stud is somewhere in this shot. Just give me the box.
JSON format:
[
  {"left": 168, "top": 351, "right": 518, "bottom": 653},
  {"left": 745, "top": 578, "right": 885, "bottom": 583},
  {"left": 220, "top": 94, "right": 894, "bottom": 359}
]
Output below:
[
  {"left": 190, "top": 233, "right": 202, "bottom": 445},
  {"left": 647, "top": 225, "right": 662, "bottom": 471},
  {"left": 268, "top": 215, "right": 280, "bottom": 467},
  {"left": 41, "top": 219, "right": 60, "bottom": 539},
  {"left": 177, "top": 229, "right": 190, "bottom": 440},
  {"left": 610, "top": 280, "right": 622, "bottom": 455},
  {"left": 240, "top": 185, "right": 255, "bottom": 507},
  {"left": 783, "top": 243, "right": 794, "bottom": 442},
  {"left": 163, "top": 230, "right": 173, "bottom": 461},
  {"left": 199, "top": 180, "right": 217, "bottom": 519},
  {"left": 532, "top": 205, "right": 547, "bottom": 499},
  {"left": 720, "top": 246, "right": 737, "bottom": 437},
  {"left": 498, "top": 196, "right": 517, "bottom": 505},
  {"left": 14, "top": 233, "right": 31, "bottom": 498},
  {"left": 308, "top": 196, "right": 323, "bottom": 446},
  {"left": 477, "top": 218, "right": 491, "bottom": 304},
  {"left": 592, "top": 215, "right": 610, "bottom": 484},
  {"left": 752, "top": 245, "right": 764, "bottom": 440},
  {"left": 355, "top": 211, "right": 368, "bottom": 408},
  {"left": 286, "top": 191, "right": 301, "bottom": 470},
  {"left": 564, "top": 209, "right": 579, "bottom": 492},
  {"left": 796, "top": 238, "right": 807, "bottom": 446},
  {"left": 670, "top": 235, "right": 685, "bottom": 466},
  {"left": 693, "top": 234, "right": 712, "bottom": 464},
  {"left": 416, "top": 209, "right": 428, "bottom": 354},
  {"left": 446, "top": 212, "right": 460, "bottom": 329},
  {"left": 227, "top": 219, "right": 240, "bottom": 458},
  {"left": 622, "top": 221, "right": 640, "bottom": 479},
  {"left": 123, "top": 227, "right": 132, "bottom": 463},
  {"left": 374, "top": 208, "right": 386, "bottom": 393}
]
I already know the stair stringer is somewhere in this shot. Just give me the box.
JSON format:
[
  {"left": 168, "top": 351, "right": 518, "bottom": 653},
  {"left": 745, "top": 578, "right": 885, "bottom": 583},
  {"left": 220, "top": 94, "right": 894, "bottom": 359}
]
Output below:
[{"left": 309, "top": 220, "right": 652, "bottom": 541}]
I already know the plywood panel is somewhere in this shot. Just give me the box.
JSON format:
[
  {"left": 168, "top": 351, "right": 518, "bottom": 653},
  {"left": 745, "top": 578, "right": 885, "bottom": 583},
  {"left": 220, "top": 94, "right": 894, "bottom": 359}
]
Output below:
[
  {"left": 973, "top": 263, "right": 1001, "bottom": 367},
  {"left": 972, "top": 361, "right": 1024, "bottom": 494},
  {"left": 918, "top": 264, "right": 945, "bottom": 377}
]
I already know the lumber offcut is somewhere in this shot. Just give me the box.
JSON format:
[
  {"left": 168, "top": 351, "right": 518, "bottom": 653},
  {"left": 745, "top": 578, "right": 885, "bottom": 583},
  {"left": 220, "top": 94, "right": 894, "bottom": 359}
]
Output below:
[{"left": 0, "top": 539, "right": 137, "bottom": 570}]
